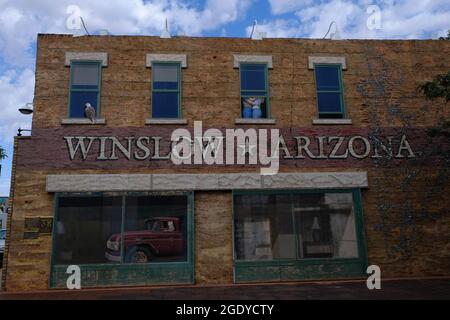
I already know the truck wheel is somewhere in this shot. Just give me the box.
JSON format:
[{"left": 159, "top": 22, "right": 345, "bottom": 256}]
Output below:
[{"left": 125, "top": 246, "right": 152, "bottom": 263}]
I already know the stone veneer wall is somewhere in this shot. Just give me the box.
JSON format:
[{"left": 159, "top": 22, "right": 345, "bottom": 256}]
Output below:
[{"left": 195, "top": 192, "right": 233, "bottom": 284}]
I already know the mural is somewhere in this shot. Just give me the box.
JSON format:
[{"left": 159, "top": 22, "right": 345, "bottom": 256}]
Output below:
[{"left": 357, "top": 48, "right": 449, "bottom": 262}]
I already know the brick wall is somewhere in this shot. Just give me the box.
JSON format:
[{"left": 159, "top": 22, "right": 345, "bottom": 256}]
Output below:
[
  {"left": 3, "top": 35, "right": 449, "bottom": 291},
  {"left": 33, "top": 35, "right": 450, "bottom": 128}
]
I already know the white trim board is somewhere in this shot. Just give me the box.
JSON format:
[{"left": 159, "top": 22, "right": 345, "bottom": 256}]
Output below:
[
  {"left": 233, "top": 55, "right": 273, "bottom": 68},
  {"left": 65, "top": 52, "right": 108, "bottom": 66},
  {"left": 146, "top": 54, "right": 187, "bottom": 68},
  {"left": 46, "top": 172, "right": 368, "bottom": 192}
]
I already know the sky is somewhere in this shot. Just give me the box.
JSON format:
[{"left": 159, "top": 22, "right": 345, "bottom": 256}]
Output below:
[{"left": 0, "top": 0, "right": 449, "bottom": 196}]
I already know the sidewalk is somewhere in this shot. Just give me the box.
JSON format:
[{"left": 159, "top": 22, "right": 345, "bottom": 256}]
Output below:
[{"left": 0, "top": 277, "right": 449, "bottom": 300}]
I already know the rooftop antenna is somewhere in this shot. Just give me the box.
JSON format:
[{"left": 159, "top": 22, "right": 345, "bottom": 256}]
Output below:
[
  {"left": 250, "top": 20, "right": 265, "bottom": 40},
  {"left": 80, "top": 16, "right": 90, "bottom": 36},
  {"left": 160, "top": 18, "right": 171, "bottom": 38},
  {"left": 250, "top": 20, "right": 257, "bottom": 38},
  {"left": 323, "top": 21, "right": 341, "bottom": 40}
]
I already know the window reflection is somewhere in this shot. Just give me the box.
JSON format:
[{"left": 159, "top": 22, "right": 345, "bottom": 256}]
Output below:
[
  {"left": 54, "top": 194, "right": 189, "bottom": 266},
  {"left": 54, "top": 196, "right": 122, "bottom": 265},
  {"left": 234, "top": 192, "right": 358, "bottom": 261},
  {"left": 120, "top": 195, "right": 187, "bottom": 263}
]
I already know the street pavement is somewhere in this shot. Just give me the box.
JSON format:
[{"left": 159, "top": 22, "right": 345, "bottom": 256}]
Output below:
[{"left": 0, "top": 277, "right": 449, "bottom": 300}]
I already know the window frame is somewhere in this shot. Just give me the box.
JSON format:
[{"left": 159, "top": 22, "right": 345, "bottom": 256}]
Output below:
[
  {"left": 232, "top": 188, "right": 368, "bottom": 282},
  {"left": 151, "top": 61, "right": 182, "bottom": 119},
  {"left": 313, "top": 63, "right": 346, "bottom": 119},
  {"left": 49, "top": 191, "right": 195, "bottom": 288},
  {"left": 68, "top": 60, "right": 102, "bottom": 119},
  {"left": 239, "top": 62, "right": 270, "bottom": 119}
]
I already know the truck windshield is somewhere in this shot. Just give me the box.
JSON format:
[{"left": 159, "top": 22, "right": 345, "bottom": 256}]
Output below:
[
  {"left": 0, "top": 230, "right": 6, "bottom": 240},
  {"left": 146, "top": 220, "right": 161, "bottom": 231}
]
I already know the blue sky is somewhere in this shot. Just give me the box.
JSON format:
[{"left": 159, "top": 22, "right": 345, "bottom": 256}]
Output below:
[{"left": 0, "top": 0, "right": 449, "bottom": 195}]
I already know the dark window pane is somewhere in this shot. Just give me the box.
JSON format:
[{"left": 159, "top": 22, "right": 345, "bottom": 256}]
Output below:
[
  {"left": 72, "top": 64, "right": 99, "bottom": 86},
  {"left": 315, "top": 66, "right": 340, "bottom": 91},
  {"left": 123, "top": 195, "right": 188, "bottom": 263},
  {"left": 318, "top": 113, "right": 344, "bottom": 119},
  {"left": 234, "top": 194, "right": 295, "bottom": 260},
  {"left": 293, "top": 193, "right": 357, "bottom": 259},
  {"left": 240, "top": 64, "right": 266, "bottom": 91},
  {"left": 241, "top": 91, "right": 267, "bottom": 96},
  {"left": 153, "top": 82, "right": 178, "bottom": 90},
  {"left": 152, "top": 91, "right": 179, "bottom": 118},
  {"left": 54, "top": 196, "right": 122, "bottom": 265},
  {"left": 317, "top": 92, "right": 342, "bottom": 114},
  {"left": 69, "top": 91, "right": 98, "bottom": 118}
]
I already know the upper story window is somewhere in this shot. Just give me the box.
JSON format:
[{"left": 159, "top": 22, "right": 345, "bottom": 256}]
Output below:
[
  {"left": 314, "top": 64, "right": 345, "bottom": 119},
  {"left": 151, "top": 62, "right": 181, "bottom": 119},
  {"left": 68, "top": 61, "right": 102, "bottom": 118},
  {"left": 240, "top": 63, "right": 269, "bottom": 119},
  {"left": 64, "top": 52, "right": 107, "bottom": 124}
]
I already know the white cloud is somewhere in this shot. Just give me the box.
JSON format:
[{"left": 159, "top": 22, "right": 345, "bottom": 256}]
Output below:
[
  {"left": 0, "top": 0, "right": 252, "bottom": 67},
  {"left": 266, "top": 0, "right": 450, "bottom": 39},
  {"left": 246, "top": 19, "right": 302, "bottom": 38},
  {"left": 0, "top": 68, "right": 34, "bottom": 146},
  {"left": 268, "top": 0, "right": 315, "bottom": 15}
]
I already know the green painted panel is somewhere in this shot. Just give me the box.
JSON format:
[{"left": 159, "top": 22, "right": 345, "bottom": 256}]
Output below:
[
  {"left": 51, "top": 263, "right": 193, "bottom": 288},
  {"left": 234, "top": 259, "right": 365, "bottom": 283}
]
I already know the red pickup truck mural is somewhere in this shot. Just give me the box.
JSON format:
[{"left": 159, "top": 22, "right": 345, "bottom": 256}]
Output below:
[{"left": 105, "top": 217, "right": 184, "bottom": 263}]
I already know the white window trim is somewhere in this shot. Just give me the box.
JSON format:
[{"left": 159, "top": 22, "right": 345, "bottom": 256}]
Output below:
[
  {"left": 146, "top": 54, "right": 187, "bottom": 68},
  {"left": 61, "top": 118, "right": 106, "bottom": 125},
  {"left": 312, "top": 119, "right": 352, "bottom": 125},
  {"left": 235, "top": 119, "right": 276, "bottom": 125},
  {"left": 65, "top": 52, "right": 108, "bottom": 67},
  {"left": 145, "top": 119, "right": 187, "bottom": 125},
  {"left": 308, "top": 56, "right": 347, "bottom": 70},
  {"left": 233, "top": 55, "right": 273, "bottom": 69}
]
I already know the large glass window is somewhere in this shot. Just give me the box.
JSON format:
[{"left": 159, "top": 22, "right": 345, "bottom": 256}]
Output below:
[
  {"left": 314, "top": 64, "right": 345, "bottom": 119},
  {"left": 234, "top": 191, "right": 359, "bottom": 261},
  {"left": 234, "top": 194, "right": 295, "bottom": 260},
  {"left": 54, "top": 196, "right": 122, "bottom": 265},
  {"left": 53, "top": 194, "right": 189, "bottom": 266},
  {"left": 152, "top": 63, "right": 180, "bottom": 118},
  {"left": 69, "top": 61, "right": 101, "bottom": 118},
  {"left": 240, "top": 63, "right": 269, "bottom": 119}
]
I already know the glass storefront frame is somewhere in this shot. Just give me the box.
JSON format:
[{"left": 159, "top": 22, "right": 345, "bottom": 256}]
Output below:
[
  {"left": 232, "top": 188, "right": 368, "bottom": 283},
  {"left": 49, "top": 191, "right": 194, "bottom": 288}
]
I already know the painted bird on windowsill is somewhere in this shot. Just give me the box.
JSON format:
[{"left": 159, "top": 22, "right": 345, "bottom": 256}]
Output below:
[{"left": 84, "top": 103, "right": 96, "bottom": 124}]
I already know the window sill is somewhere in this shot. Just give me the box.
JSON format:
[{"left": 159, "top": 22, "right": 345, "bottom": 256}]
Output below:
[
  {"left": 312, "top": 119, "right": 352, "bottom": 125},
  {"left": 235, "top": 118, "right": 276, "bottom": 125},
  {"left": 145, "top": 119, "right": 188, "bottom": 125},
  {"left": 61, "top": 118, "right": 106, "bottom": 125}
]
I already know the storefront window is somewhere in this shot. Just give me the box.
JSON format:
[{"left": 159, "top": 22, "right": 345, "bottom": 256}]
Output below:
[
  {"left": 293, "top": 193, "right": 358, "bottom": 259},
  {"left": 54, "top": 193, "right": 189, "bottom": 266},
  {"left": 234, "top": 194, "right": 295, "bottom": 260},
  {"left": 54, "top": 196, "right": 122, "bottom": 265},
  {"left": 234, "top": 191, "right": 358, "bottom": 261}
]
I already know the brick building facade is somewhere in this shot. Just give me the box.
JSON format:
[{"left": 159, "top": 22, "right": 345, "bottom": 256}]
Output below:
[{"left": 1, "top": 34, "right": 449, "bottom": 291}]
